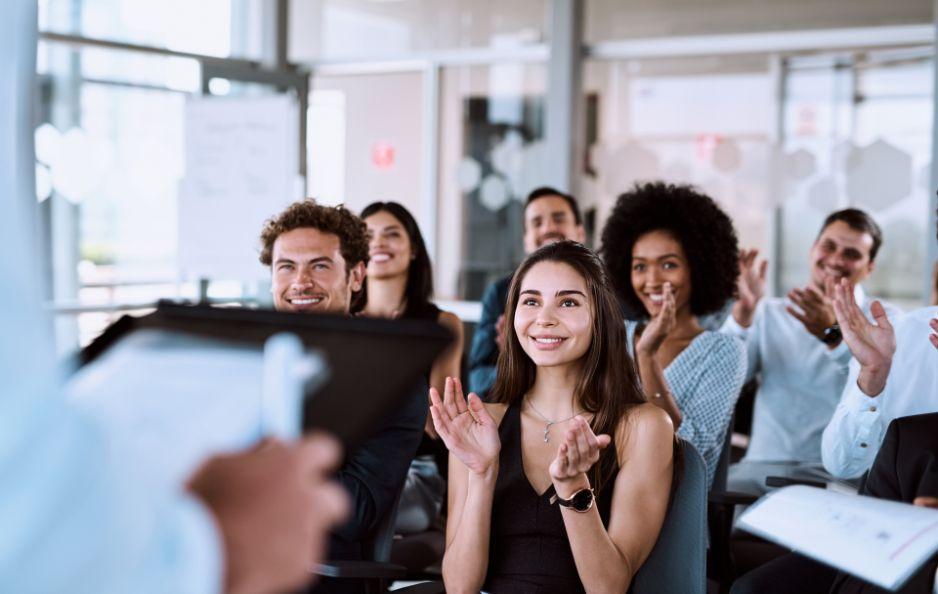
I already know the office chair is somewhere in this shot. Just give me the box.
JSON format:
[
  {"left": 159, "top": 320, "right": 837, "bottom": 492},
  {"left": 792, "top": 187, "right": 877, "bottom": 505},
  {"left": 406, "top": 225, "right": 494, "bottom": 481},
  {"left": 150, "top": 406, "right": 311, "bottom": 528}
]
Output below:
[
  {"left": 315, "top": 489, "right": 408, "bottom": 594},
  {"left": 632, "top": 439, "right": 708, "bottom": 594},
  {"left": 708, "top": 415, "right": 759, "bottom": 594}
]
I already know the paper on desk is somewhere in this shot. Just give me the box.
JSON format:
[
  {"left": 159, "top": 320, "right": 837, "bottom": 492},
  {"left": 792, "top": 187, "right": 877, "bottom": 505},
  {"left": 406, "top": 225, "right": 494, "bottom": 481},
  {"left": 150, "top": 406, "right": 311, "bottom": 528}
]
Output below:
[
  {"left": 738, "top": 485, "right": 938, "bottom": 591},
  {"left": 67, "top": 329, "right": 323, "bottom": 489}
]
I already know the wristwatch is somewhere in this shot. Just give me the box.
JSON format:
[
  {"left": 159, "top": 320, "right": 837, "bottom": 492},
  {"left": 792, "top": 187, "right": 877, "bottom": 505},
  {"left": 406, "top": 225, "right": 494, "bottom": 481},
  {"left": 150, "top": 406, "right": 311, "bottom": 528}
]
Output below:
[
  {"left": 553, "top": 487, "right": 595, "bottom": 513},
  {"left": 821, "top": 324, "right": 842, "bottom": 346}
]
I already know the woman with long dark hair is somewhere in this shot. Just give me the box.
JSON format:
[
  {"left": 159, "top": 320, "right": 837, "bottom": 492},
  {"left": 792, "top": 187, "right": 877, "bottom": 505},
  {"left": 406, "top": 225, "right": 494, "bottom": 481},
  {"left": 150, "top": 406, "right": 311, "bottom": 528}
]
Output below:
[
  {"left": 360, "top": 201, "right": 463, "bottom": 536},
  {"left": 430, "top": 240, "right": 674, "bottom": 594},
  {"left": 360, "top": 201, "right": 463, "bottom": 399}
]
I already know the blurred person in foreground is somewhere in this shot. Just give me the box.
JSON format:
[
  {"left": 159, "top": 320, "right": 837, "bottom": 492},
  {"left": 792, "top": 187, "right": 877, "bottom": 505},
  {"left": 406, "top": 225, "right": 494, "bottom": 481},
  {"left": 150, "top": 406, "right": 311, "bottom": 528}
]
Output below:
[{"left": 0, "top": 3, "right": 348, "bottom": 592}]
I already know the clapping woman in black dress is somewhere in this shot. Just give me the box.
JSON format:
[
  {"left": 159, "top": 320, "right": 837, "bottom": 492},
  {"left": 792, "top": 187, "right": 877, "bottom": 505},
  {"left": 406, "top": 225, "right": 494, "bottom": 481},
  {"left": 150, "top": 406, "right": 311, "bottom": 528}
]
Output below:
[{"left": 429, "top": 240, "right": 675, "bottom": 594}]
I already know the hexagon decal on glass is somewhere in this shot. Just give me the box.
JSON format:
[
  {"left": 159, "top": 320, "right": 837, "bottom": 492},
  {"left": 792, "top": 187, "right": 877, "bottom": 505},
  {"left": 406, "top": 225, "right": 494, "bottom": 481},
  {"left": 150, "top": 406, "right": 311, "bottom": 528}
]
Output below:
[
  {"left": 784, "top": 148, "right": 816, "bottom": 181},
  {"left": 807, "top": 176, "right": 839, "bottom": 213},
  {"left": 845, "top": 139, "right": 912, "bottom": 211},
  {"left": 601, "top": 142, "right": 660, "bottom": 195}
]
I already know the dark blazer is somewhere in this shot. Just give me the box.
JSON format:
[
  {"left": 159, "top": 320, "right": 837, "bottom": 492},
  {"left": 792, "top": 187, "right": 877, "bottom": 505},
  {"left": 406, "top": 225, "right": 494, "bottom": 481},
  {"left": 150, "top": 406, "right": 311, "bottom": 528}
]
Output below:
[
  {"left": 467, "top": 273, "right": 512, "bottom": 397},
  {"left": 830, "top": 412, "right": 938, "bottom": 594}
]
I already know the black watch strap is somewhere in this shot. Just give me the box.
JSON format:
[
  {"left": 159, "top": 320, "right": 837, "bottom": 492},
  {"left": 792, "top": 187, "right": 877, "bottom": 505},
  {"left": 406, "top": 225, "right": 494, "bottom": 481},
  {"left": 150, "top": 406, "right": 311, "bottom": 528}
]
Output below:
[{"left": 551, "top": 488, "right": 595, "bottom": 512}]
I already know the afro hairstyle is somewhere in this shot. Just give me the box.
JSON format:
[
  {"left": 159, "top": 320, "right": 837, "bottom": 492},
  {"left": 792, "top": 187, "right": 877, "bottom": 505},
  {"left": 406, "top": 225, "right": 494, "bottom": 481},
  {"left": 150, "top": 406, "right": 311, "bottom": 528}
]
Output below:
[{"left": 600, "top": 181, "right": 739, "bottom": 318}]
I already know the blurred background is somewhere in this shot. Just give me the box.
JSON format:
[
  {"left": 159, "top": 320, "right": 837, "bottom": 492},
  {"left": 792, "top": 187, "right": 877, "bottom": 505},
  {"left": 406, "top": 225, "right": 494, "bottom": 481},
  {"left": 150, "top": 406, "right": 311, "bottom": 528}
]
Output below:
[{"left": 35, "top": 0, "right": 938, "bottom": 353}]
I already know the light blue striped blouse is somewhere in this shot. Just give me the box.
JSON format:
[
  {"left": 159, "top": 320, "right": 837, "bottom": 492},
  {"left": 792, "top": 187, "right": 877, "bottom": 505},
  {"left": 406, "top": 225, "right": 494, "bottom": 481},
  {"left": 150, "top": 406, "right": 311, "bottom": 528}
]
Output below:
[{"left": 626, "top": 322, "right": 747, "bottom": 488}]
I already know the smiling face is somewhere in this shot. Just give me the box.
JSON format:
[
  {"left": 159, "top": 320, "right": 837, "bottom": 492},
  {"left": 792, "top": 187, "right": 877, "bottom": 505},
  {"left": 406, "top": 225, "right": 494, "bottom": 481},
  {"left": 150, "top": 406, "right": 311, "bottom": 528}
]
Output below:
[
  {"left": 523, "top": 195, "right": 586, "bottom": 254},
  {"left": 270, "top": 227, "right": 365, "bottom": 315},
  {"left": 365, "top": 210, "right": 412, "bottom": 281},
  {"left": 513, "top": 260, "right": 593, "bottom": 369},
  {"left": 808, "top": 220, "right": 876, "bottom": 290},
  {"left": 630, "top": 230, "right": 692, "bottom": 317}
]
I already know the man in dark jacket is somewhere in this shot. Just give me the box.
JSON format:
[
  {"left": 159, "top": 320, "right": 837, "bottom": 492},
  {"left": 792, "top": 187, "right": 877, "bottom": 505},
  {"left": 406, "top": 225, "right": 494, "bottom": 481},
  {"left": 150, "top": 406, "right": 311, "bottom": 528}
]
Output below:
[
  {"left": 468, "top": 187, "right": 585, "bottom": 396},
  {"left": 259, "top": 200, "right": 427, "bottom": 593}
]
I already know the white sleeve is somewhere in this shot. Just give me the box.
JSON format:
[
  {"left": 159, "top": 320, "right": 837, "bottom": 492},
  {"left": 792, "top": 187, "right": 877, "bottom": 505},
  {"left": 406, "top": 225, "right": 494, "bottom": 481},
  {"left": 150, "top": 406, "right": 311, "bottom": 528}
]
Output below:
[
  {"left": 820, "top": 359, "right": 888, "bottom": 479},
  {"left": 821, "top": 338, "right": 853, "bottom": 368},
  {"left": 720, "top": 302, "right": 760, "bottom": 383}
]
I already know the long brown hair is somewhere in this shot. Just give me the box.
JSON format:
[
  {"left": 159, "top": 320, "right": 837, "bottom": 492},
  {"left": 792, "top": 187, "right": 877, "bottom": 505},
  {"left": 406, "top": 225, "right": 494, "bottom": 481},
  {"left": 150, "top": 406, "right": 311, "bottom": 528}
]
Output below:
[{"left": 490, "top": 240, "right": 647, "bottom": 494}]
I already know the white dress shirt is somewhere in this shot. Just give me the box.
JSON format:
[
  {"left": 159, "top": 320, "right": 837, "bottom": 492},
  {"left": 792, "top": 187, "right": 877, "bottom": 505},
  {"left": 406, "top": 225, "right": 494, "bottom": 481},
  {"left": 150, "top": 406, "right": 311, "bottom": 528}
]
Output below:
[
  {"left": 0, "top": 5, "right": 221, "bottom": 591},
  {"left": 722, "top": 287, "right": 902, "bottom": 464},
  {"left": 822, "top": 305, "right": 938, "bottom": 479}
]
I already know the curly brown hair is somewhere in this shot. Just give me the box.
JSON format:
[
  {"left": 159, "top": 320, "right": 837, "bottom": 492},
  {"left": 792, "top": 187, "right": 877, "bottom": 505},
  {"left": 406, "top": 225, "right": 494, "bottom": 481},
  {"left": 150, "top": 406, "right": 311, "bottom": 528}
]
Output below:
[{"left": 258, "top": 199, "right": 370, "bottom": 270}]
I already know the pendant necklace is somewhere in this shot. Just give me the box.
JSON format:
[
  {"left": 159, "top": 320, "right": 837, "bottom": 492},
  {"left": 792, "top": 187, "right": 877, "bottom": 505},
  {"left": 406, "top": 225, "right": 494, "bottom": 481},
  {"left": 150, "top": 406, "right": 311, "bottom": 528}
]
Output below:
[{"left": 526, "top": 400, "right": 582, "bottom": 443}]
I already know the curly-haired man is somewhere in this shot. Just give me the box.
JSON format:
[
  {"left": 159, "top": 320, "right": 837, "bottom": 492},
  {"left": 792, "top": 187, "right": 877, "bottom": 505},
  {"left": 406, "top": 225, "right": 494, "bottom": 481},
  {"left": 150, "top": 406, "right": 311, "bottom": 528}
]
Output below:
[
  {"left": 258, "top": 200, "right": 425, "bottom": 594},
  {"left": 259, "top": 199, "right": 370, "bottom": 315}
]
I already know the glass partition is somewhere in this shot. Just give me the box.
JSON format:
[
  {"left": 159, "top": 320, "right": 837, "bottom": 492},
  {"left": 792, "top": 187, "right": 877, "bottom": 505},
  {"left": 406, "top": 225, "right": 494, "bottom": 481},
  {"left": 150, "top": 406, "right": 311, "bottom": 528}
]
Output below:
[
  {"left": 580, "top": 55, "right": 776, "bottom": 259},
  {"left": 778, "top": 50, "right": 933, "bottom": 308},
  {"left": 585, "top": 0, "right": 931, "bottom": 43},
  {"left": 40, "top": 0, "right": 265, "bottom": 59},
  {"left": 289, "top": 0, "right": 548, "bottom": 62},
  {"left": 436, "top": 63, "right": 549, "bottom": 300}
]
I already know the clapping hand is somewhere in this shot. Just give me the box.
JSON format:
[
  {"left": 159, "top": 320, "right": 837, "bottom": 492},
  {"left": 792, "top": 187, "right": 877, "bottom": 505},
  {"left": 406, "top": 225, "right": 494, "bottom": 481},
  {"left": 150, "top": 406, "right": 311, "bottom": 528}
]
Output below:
[
  {"left": 733, "top": 249, "right": 768, "bottom": 327},
  {"left": 636, "top": 282, "right": 677, "bottom": 357},
  {"left": 831, "top": 278, "right": 896, "bottom": 396},
  {"left": 786, "top": 282, "right": 837, "bottom": 342},
  {"left": 429, "top": 377, "right": 501, "bottom": 477},
  {"left": 549, "top": 416, "right": 611, "bottom": 495}
]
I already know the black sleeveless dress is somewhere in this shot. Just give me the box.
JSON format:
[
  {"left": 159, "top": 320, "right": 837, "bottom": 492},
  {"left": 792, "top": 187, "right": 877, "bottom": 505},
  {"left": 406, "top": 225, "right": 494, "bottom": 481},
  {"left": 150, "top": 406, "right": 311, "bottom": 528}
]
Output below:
[{"left": 483, "top": 403, "right": 616, "bottom": 594}]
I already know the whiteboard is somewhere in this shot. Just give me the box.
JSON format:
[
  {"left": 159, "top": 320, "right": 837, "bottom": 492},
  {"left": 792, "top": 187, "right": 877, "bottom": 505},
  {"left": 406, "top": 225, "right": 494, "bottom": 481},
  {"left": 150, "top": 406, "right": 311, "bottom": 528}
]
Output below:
[{"left": 178, "top": 94, "right": 302, "bottom": 282}]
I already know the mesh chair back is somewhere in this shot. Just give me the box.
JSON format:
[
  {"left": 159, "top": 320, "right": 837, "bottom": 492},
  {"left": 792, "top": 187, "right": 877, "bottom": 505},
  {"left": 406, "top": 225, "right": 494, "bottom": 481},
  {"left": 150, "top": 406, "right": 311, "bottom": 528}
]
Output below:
[
  {"left": 632, "top": 440, "right": 707, "bottom": 594},
  {"left": 712, "top": 413, "right": 735, "bottom": 492}
]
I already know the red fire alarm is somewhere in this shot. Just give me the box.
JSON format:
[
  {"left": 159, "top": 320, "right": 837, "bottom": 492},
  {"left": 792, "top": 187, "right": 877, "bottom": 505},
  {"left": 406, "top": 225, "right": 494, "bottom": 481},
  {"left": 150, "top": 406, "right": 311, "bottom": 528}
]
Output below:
[{"left": 371, "top": 142, "right": 395, "bottom": 169}]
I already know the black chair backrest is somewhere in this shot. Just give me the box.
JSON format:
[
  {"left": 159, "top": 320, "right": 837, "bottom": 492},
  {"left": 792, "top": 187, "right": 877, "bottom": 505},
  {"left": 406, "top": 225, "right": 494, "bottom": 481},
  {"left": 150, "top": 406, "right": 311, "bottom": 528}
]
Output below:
[
  {"left": 364, "top": 487, "right": 405, "bottom": 562},
  {"left": 633, "top": 440, "right": 707, "bottom": 594}
]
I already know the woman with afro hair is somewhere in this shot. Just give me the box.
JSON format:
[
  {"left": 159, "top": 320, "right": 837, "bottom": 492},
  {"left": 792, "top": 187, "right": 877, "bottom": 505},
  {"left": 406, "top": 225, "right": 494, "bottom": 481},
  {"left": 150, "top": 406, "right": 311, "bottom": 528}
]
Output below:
[{"left": 600, "top": 181, "right": 746, "bottom": 487}]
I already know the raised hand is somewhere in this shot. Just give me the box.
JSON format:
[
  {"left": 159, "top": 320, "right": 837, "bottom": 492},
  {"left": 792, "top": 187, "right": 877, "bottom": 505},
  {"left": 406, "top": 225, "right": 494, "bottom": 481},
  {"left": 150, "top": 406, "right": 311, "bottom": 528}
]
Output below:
[
  {"left": 549, "top": 416, "right": 611, "bottom": 496},
  {"left": 636, "top": 282, "right": 677, "bottom": 357},
  {"left": 429, "top": 376, "right": 501, "bottom": 477},
  {"left": 732, "top": 248, "right": 768, "bottom": 327},
  {"left": 831, "top": 278, "right": 896, "bottom": 396},
  {"left": 786, "top": 282, "right": 837, "bottom": 343}
]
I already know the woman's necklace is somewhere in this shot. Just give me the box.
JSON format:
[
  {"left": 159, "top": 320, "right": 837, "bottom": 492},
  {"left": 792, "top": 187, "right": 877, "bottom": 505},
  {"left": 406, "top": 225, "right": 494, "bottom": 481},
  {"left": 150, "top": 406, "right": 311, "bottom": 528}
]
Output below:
[{"left": 526, "top": 400, "right": 582, "bottom": 443}]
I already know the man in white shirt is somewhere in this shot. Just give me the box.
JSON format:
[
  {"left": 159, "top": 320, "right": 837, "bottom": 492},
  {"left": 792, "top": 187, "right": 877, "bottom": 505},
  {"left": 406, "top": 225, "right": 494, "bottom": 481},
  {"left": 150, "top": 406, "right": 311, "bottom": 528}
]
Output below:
[
  {"left": 822, "top": 241, "right": 938, "bottom": 480},
  {"left": 724, "top": 209, "right": 901, "bottom": 494}
]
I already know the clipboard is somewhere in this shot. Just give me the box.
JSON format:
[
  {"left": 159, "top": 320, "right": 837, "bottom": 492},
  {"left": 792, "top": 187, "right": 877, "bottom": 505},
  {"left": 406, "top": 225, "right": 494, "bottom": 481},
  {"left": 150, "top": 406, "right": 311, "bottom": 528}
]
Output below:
[{"left": 79, "top": 301, "right": 453, "bottom": 451}]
